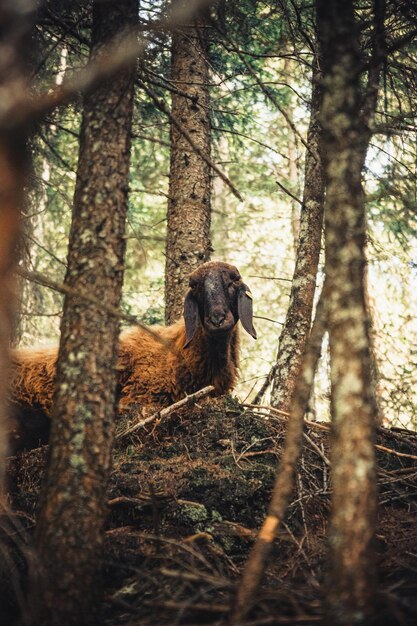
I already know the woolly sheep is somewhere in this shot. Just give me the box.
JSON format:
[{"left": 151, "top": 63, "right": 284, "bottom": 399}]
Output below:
[{"left": 9, "top": 261, "right": 256, "bottom": 451}]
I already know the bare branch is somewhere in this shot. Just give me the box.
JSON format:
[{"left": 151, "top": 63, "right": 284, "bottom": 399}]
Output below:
[
  {"left": 216, "top": 32, "right": 318, "bottom": 160},
  {"left": 275, "top": 180, "right": 303, "bottom": 206},
  {"left": 251, "top": 365, "right": 277, "bottom": 405},
  {"left": 15, "top": 267, "right": 172, "bottom": 349},
  {"left": 212, "top": 125, "right": 286, "bottom": 157},
  {"left": 253, "top": 315, "right": 284, "bottom": 326},
  {"left": 116, "top": 385, "right": 215, "bottom": 440},
  {"left": 138, "top": 78, "right": 243, "bottom": 201},
  {"left": 232, "top": 285, "right": 327, "bottom": 622}
]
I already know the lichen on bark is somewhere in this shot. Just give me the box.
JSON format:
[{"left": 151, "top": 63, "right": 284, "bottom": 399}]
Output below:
[
  {"left": 316, "top": 0, "right": 383, "bottom": 623},
  {"left": 271, "top": 61, "right": 325, "bottom": 413},
  {"left": 164, "top": 0, "right": 212, "bottom": 324},
  {"left": 29, "top": 2, "right": 138, "bottom": 624}
]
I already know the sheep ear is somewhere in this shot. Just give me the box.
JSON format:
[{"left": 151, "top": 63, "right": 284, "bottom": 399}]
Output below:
[
  {"left": 238, "top": 284, "right": 257, "bottom": 339},
  {"left": 183, "top": 290, "right": 199, "bottom": 348}
]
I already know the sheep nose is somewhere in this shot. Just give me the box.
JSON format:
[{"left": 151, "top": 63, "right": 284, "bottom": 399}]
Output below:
[{"left": 210, "top": 312, "right": 226, "bottom": 327}]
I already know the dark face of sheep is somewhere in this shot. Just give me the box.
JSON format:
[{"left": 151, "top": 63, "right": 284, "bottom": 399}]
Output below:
[{"left": 183, "top": 261, "right": 257, "bottom": 347}]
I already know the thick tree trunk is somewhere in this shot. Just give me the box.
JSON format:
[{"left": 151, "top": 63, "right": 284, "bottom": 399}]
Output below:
[
  {"left": 0, "top": 1, "right": 31, "bottom": 489},
  {"left": 29, "top": 2, "right": 137, "bottom": 624},
  {"left": 270, "top": 62, "right": 324, "bottom": 412},
  {"left": 316, "top": 0, "right": 382, "bottom": 622},
  {"left": 0, "top": 144, "right": 24, "bottom": 485},
  {"left": 165, "top": 1, "right": 212, "bottom": 324}
]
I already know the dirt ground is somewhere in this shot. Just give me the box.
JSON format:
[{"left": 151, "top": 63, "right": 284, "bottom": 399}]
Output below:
[{"left": 3, "top": 396, "right": 417, "bottom": 625}]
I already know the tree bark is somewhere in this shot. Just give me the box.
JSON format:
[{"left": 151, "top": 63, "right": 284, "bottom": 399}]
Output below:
[
  {"left": 164, "top": 0, "right": 212, "bottom": 324},
  {"left": 29, "top": 1, "right": 137, "bottom": 624},
  {"left": 0, "top": 148, "right": 24, "bottom": 486},
  {"left": 316, "top": 0, "right": 384, "bottom": 623},
  {"left": 270, "top": 61, "right": 324, "bottom": 413},
  {"left": 0, "top": 1, "right": 32, "bottom": 489}
]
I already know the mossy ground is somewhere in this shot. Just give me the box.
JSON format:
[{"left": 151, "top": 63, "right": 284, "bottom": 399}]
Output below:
[{"left": 3, "top": 397, "right": 417, "bottom": 625}]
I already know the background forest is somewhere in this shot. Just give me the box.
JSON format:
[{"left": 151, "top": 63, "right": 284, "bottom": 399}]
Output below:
[{"left": 18, "top": 0, "right": 417, "bottom": 428}]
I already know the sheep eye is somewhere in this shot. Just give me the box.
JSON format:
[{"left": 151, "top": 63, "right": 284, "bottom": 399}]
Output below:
[{"left": 230, "top": 273, "right": 240, "bottom": 282}]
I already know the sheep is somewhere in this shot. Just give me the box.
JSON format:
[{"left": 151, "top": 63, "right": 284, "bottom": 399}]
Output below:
[{"left": 9, "top": 261, "right": 256, "bottom": 451}]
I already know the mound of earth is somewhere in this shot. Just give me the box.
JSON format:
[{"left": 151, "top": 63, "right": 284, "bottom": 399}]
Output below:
[{"left": 3, "top": 396, "right": 417, "bottom": 625}]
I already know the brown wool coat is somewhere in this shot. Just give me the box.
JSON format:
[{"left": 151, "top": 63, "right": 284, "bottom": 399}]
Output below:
[{"left": 10, "top": 320, "right": 240, "bottom": 418}]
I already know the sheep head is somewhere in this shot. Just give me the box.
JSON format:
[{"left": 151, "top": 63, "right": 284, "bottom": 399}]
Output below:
[{"left": 183, "top": 261, "right": 257, "bottom": 347}]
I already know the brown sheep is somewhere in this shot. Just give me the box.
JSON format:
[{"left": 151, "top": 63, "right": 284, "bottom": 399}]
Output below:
[{"left": 9, "top": 261, "right": 256, "bottom": 451}]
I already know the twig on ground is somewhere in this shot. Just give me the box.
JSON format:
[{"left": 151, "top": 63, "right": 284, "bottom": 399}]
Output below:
[
  {"left": 116, "top": 386, "right": 215, "bottom": 441},
  {"left": 244, "top": 403, "right": 417, "bottom": 463},
  {"left": 142, "top": 599, "right": 228, "bottom": 613},
  {"left": 303, "top": 432, "right": 330, "bottom": 466},
  {"left": 375, "top": 444, "right": 417, "bottom": 462}
]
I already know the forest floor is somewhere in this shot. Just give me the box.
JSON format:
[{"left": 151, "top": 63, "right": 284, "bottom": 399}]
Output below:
[{"left": 4, "top": 396, "right": 417, "bottom": 625}]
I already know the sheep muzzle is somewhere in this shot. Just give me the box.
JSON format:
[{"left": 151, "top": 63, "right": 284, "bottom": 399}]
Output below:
[{"left": 205, "top": 310, "right": 235, "bottom": 333}]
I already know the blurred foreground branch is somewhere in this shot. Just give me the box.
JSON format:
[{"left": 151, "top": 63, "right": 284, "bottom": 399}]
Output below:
[{"left": 0, "top": 0, "right": 214, "bottom": 132}]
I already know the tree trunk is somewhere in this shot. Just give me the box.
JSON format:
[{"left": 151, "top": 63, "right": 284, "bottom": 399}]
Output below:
[
  {"left": 165, "top": 1, "right": 212, "bottom": 324},
  {"left": 270, "top": 61, "right": 324, "bottom": 413},
  {"left": 316, "top": 0, "right": 383, "bottom": 622},
  {"left": 0, "top": 1, "right": 32, "bottom": 489},
  {"left": 29, "top": 1, "right": 137, "bottom": 624},
  {"left": 0, "top": 149, "right": 24, "bottom": 487}
]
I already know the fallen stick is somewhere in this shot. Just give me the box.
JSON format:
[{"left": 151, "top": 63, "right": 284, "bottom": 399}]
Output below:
[
  {"left": 374, "top": 443, "right": 417, "bottom": 462},
  {"left": 243, "top": 404, "right": 417, "bottom": 462},
  {"left": 116, "top": 385, "right": 215, "bottom": 441}
]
